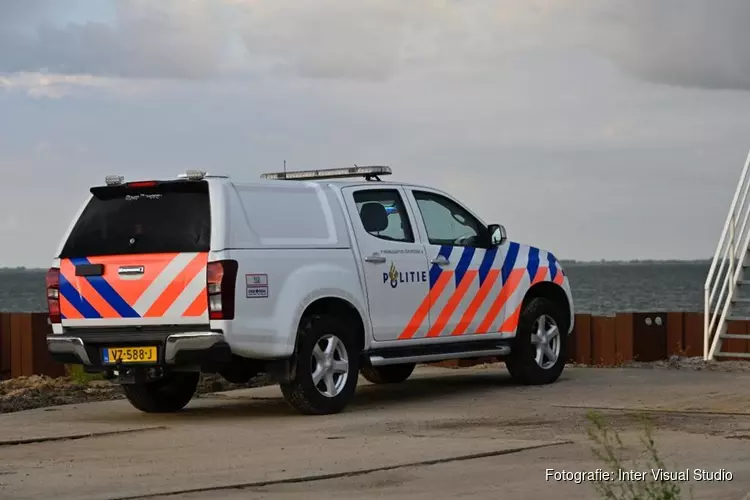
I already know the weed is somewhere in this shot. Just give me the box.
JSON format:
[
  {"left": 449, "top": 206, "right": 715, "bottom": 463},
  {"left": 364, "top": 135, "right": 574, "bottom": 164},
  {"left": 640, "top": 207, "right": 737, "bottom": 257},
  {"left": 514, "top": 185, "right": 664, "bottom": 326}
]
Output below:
[
  {"left": 65, "top": 364, "right": 103, "bottom": 384},
  {"left": 586, "top": 411, "right": 691, "bottom": 500}
]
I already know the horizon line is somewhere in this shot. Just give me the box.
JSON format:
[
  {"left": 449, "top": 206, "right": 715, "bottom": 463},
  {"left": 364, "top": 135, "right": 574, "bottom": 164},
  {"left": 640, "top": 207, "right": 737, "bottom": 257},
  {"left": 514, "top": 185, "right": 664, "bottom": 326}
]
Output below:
[{"left": 0, "top": 257, "right": 714, "bottom": 270}]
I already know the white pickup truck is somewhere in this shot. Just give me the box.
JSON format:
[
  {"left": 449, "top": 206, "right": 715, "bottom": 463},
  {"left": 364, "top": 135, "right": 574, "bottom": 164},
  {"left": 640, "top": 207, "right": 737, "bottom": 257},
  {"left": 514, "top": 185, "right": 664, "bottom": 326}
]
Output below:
[{"left": 46, "top": 166, "right": 574, "bottom": 415}]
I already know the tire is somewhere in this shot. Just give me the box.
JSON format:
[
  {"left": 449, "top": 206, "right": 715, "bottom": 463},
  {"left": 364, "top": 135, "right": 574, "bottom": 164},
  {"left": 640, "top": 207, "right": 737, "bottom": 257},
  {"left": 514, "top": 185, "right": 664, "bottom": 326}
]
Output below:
[
  {"left": 360, "top": 361, "right": 415, "bottom": 384},
  {"left": 122, "top": 372, "right": 199, "bottom": 413},
  {"left": 280, "top": 314, "right": 360, "bottom": 415},
  {"left": 505, "top": 297, "right": 568, "bottom": 385}
]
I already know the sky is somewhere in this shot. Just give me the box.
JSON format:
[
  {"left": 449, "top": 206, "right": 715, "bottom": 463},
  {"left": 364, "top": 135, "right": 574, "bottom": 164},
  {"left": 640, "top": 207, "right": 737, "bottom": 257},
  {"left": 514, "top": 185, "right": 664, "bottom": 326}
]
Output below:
[{"left": 2, "top": 0, "right": 750, "bottom": 267}]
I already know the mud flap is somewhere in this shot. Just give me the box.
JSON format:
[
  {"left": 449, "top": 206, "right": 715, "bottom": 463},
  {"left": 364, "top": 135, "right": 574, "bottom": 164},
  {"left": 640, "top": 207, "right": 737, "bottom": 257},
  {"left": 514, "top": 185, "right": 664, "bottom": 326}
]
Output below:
[{"left": 265, "top": 359, "right": 296, "bottom": 383}]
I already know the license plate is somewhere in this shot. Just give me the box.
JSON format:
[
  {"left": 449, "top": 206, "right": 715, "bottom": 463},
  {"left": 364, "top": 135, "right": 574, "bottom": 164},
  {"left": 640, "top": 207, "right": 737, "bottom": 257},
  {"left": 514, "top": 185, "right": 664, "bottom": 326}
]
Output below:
[{"left": 102, "top": 346, "right": 158, "bottom": 364}]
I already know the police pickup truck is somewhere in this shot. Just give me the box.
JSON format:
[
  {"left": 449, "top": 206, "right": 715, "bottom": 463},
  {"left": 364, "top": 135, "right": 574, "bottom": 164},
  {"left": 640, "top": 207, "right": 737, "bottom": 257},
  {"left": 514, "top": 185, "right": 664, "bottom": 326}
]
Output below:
[{"left": 46, "top": 166, "right": 574, "bottom": 415}]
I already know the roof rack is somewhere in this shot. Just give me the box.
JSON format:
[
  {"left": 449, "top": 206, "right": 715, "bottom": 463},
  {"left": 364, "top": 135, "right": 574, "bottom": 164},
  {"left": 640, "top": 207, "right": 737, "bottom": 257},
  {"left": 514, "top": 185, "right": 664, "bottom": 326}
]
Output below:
[{"left": 260, "top": 165, "right": 391, "bottom": 181}]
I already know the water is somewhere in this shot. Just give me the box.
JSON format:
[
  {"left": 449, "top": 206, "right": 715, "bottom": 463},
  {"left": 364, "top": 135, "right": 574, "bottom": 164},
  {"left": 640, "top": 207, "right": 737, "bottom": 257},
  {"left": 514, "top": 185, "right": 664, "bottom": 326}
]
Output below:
[
  {"left": 0, "top": 263, "right": 709, "bottom": 315},
  {"left": 0, "top": 268, "right": 48, "bottom": 313},
  {"left": 563, "top": 262, "right": 707, "bottom": 315}
]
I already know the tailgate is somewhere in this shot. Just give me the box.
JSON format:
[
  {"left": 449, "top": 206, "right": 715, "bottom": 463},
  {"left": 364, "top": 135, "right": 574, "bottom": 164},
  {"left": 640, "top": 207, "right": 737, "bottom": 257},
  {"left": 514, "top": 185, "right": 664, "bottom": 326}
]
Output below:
[
  {"left": 57, "top": 178, "right": 212, "bottom": 328},
  {"left": 60, "top": 253, "right": 209, "bottom": 327}
]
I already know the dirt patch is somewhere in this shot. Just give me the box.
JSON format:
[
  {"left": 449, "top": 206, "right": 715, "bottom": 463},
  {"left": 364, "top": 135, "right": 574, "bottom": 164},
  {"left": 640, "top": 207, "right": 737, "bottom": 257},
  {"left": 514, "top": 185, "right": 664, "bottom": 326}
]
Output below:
[
  {"left": 195, "top": 373, "right": 272, "bottom": 395},
  {"left": 0, "top": 376, "right": 123, "bottom": 413},
  {"left": 622, "top": 355, "right": 750, "bottom": 372},
  {"left": 0, "top": 373, "right": 273, "bottom": 414}
]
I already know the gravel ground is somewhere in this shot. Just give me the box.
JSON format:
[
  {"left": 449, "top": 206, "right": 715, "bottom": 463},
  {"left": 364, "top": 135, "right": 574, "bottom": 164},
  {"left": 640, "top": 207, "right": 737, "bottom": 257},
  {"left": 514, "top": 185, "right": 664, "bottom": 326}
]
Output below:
[{"left": 0, "top": 357, "right": 747, "bottom": 414}]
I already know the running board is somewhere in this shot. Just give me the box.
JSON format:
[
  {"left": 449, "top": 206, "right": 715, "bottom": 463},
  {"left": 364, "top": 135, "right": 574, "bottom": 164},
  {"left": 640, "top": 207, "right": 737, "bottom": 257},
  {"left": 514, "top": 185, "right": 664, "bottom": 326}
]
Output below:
[{"left": 368, "top": 339, "right": 512, "bottom": 367}]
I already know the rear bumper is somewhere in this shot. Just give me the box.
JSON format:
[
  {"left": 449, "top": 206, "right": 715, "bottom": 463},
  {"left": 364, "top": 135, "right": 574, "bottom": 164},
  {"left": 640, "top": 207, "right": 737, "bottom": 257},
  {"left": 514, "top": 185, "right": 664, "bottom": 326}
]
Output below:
[
  {"left": 47, "top": 332, "right": 230, "bottom": 368},
  {"left": 163, "top": 332, "right": 227, "bottom": 364},
  {"left": 47, "top": 336, "right": 92, "bottom": 364}
]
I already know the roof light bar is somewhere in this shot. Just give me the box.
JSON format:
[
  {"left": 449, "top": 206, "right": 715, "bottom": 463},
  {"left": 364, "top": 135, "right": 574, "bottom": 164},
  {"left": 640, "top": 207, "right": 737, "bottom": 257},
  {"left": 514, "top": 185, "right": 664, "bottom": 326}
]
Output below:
[
  {"left": 260, "top": 165, "right": 392, "bottom": 181},
  {"left": 105, "top": 175, "right": 124, "bottom": 186}
]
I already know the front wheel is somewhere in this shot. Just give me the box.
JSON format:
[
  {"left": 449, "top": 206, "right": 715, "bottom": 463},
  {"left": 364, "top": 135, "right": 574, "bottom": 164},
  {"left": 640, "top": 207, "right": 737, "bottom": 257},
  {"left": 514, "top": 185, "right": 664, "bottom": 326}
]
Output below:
[
  {"left": 280, "top": 314, "right": 359, "bottom": 415},
  {"left": 122, "top": 372, "right": 199, "bottom": 413},
  {"left": 505, "top": 297, "right": 568, "bottom": 385}
]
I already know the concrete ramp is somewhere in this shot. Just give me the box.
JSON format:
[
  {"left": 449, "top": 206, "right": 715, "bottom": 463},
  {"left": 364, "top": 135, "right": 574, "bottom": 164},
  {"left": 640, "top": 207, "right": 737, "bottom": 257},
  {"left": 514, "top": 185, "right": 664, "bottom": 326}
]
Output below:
[
  {"left": 0, "top": 390, "right": 567, "bottom": 500},
  {"left": 1, "top": 367, "right": 749, "bottom": 500}
]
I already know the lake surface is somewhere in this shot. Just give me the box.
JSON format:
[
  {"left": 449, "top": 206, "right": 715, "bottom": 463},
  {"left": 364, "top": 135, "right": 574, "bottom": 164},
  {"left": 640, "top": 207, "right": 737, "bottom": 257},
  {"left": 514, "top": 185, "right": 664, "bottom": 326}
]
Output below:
[{"left": 0, "top": 263, "right": 709, "bottom": 315}]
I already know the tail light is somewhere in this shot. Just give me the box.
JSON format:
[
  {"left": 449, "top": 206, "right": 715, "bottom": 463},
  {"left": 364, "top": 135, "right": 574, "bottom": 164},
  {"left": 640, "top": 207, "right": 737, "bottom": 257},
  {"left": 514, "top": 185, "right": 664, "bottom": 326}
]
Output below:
[
  {"left": 46, "top": 267, "right": 61, "bottom": 323},
  {"left": 206, "top": 260, "right": 238, "bottom": 320}
]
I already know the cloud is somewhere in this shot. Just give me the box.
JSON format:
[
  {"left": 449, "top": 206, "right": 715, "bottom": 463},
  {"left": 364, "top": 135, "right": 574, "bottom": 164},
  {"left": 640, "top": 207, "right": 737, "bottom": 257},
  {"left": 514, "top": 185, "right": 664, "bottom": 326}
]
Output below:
[
  {"left": 0, "top": 215, "right": 19, "bottom": 232},
  {"left": 237, "top": 0, "right": 460, "bottom": 80},
  {"left": 0, "top": 0, "right": 604, "bottom": 82},
  {"left": 0, "top": 0, "right": 231, "bottom": 79},
  {"left": 2, "top": 0, "right": 749, "bottom": 91},
  {"left": 0, "top": 72, "right": 118, "bottom": 99},
  {"left": 179, "top": 0, "right": 750, "bottom": 89},
  {"left": 586, "top": 0, "right": 750, "bottom": 91},
  {"left": 235, "top": 0, "right": 586, "bottom": 81}
]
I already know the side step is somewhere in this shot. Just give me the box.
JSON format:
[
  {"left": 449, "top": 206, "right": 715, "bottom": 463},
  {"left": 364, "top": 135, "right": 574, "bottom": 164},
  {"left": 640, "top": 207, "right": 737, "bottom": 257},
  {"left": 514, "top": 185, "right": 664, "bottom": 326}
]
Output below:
[
  {"left": 719, "top": 333, "right": 750, "bottom": 339},
  {"left": 368, "top": 339, "right": 512, "bottom": 367}
]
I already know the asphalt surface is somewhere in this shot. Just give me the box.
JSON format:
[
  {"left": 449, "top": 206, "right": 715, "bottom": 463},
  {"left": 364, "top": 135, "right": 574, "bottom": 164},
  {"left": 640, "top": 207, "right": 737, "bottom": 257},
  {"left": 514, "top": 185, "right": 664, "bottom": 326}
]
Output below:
[{"left": 1, "top": 365, "right": 749, "bottom": 500}]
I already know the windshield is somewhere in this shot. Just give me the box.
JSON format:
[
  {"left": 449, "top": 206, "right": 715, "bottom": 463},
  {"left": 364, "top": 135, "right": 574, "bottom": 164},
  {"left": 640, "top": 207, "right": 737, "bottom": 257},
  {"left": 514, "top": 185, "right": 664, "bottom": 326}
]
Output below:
[{"left": 59, "top": 181, "right": 210, "bottom": 258}]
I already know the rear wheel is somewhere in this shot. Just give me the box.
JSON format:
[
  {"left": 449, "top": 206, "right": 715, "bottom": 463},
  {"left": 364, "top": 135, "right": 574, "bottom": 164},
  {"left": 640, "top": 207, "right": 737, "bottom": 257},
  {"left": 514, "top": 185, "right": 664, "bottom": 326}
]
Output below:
[
  {"left": 122, "top": 372, "right": 199, "bottom": 413},
  {"left": 505, "top": 297, "right": 568, "bottom": 385},
  {"left": 360, "top": 361, "right": 415, "bottom": 384},
  {"left": 280, "top": 314, "right": 359, "bottom": 415}
]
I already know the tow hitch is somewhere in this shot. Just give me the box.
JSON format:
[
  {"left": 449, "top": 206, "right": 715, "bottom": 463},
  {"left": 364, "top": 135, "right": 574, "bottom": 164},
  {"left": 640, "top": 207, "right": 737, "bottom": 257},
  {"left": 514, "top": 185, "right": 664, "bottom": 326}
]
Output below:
[{"left": 110, "top": 361, "right": 164, "bottom": 384}]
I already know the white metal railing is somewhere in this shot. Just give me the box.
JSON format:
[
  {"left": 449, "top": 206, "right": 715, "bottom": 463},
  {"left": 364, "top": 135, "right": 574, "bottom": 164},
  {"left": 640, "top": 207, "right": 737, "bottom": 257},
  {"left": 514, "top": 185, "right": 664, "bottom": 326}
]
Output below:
[{"left": 704, "top": 148, "right": 750, "bottom": 360}]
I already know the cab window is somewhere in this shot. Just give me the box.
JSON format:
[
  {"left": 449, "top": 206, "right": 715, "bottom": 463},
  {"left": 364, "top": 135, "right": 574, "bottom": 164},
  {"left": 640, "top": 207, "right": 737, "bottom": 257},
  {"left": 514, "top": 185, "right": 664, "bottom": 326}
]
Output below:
[
  {"left": 353, "top": 189, "right": 414, "bottom": 243},
  {"left": 412, "top": 190, "right": 486, "bottom": 247}
]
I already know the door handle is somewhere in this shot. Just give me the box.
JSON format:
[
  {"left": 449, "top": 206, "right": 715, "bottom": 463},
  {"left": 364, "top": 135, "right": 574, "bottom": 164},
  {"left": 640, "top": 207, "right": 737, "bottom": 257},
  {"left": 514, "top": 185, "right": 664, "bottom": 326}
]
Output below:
[
  {"left": 431, "top": 256, "right": 450, "bottom": 266},
  {"left": 364, "top": 254, "right": 386, "bottom": 264}
]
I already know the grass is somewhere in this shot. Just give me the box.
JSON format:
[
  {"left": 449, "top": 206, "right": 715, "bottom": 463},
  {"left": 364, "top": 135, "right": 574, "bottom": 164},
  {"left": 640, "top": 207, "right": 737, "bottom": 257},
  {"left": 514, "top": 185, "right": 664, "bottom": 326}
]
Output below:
[
  {"left": 65, "top": 364, "right": 103, "bottom": 384},
  {"left": 586, "top": 411, "right": 691, "bottom": 500}
]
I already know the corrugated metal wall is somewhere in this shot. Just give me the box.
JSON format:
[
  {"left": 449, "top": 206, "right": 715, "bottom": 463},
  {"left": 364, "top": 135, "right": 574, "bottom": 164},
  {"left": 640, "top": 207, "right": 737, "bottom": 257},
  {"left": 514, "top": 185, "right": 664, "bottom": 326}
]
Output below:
[{"left": 0, "top": 312, "right": 748, "bottom": 378}]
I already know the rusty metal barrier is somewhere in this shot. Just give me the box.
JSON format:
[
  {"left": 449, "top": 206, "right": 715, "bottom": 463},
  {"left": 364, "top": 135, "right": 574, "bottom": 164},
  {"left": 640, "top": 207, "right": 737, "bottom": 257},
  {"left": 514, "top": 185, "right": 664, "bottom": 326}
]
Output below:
[
  {"left": 0, "top": 313, "right": 66, "bottom": 379},
  {"left": 0, "top": 312, "right": 749, "bottom": 379},
  {"left": 438, "top": 312, "right": 750, "bottom": 369}
]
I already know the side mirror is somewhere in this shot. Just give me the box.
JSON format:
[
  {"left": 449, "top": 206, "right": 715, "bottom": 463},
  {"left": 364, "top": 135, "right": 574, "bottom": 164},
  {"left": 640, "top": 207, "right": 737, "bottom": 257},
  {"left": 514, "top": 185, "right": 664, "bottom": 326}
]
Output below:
[{"left": 488, "top": 224, "right": 507, "bottom": 246}]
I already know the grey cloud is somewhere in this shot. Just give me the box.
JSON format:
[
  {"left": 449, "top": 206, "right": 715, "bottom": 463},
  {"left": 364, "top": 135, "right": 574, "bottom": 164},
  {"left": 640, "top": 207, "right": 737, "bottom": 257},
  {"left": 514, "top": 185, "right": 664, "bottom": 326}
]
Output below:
[
  {"left": 591, "top": 0, "right": 750, "bottom": 91},
  {"left": 2, "top": 0, "right": 750, "bottom": 90},
  {"left": 0, "top": 0, "right": 60, "bottom": 26},
  {"left": 237, "top": 0, "right": 750, "bottom": 89},
  {"left": 0, "top": 1, "right": 229, "bottom": 79},
  {"left": 237, "top": 0, "right": 456, "bottom": 81},
  {"left": 0, "top": 0, "right": 500, "bottom": 81},
  {"left": 1, "top": 58, "right": 749, "bottom": 266}
]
